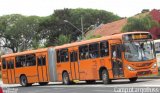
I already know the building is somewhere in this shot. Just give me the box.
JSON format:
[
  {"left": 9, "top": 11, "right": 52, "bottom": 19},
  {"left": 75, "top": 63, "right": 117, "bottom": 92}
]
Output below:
[
  {"left": 86, "top": 9, "right": 160, "bottom": 40},
  {"left": 149, "top": 9, "right": 160, "bottom": 39}
]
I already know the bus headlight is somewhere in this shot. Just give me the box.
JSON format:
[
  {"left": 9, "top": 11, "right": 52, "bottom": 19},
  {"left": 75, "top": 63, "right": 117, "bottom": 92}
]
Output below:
[
  {"left": 127, "top": 65, "right": 135, "bottom": 71},
  {"left": 151, "top": 63, "right": 157, "bottom": 69}
]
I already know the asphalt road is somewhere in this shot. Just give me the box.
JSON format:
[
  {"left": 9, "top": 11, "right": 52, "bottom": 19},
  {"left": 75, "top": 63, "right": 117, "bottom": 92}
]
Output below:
[{"left": 1, "top": 79, "right": 160, "bottom": 93}]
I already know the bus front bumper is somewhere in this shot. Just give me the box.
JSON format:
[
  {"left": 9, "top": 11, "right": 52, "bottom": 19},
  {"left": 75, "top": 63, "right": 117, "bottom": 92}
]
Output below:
[{"left": 125, "top": 68, "right": 158, "bottom": 78}]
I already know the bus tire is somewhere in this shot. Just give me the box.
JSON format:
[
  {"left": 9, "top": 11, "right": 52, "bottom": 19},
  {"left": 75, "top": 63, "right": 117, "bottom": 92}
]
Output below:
[
  {"left": 86, "top": 80, "right": 96, "bottom": 84},
  {"left": 129, "top": 77, "right": 138, "bottom": 83},
  {"left": 20, "top": 75, "right": 30, "bottom": 87},
  {"left": 39, "top": 82, "right": 48, "bottom": 86},
  {"left": 101, "top": 69, "right": 111, "bottom": 84},
  {"left": 62, "top": 72, "right": 71, "bottom": 85}
]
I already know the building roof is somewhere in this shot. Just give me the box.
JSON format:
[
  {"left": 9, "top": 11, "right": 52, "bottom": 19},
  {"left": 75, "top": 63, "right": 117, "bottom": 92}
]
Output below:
[{"left": 86, "top": 18, "right": 127, "bottom": 36}]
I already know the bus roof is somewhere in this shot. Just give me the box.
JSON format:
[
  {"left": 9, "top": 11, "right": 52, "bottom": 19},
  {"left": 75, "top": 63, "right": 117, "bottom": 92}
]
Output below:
[{"left": 1, "top": 48, "right": 49, "bottom": 58}]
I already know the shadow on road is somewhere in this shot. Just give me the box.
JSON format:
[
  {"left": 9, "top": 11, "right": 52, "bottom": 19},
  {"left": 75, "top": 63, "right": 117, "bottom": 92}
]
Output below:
[{"left": 8, "top": 79, "right": 152, "bottom": 88}]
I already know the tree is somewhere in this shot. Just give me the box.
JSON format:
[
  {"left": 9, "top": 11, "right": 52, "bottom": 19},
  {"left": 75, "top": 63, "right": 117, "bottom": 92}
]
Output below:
[
  {"left": 122, "top": 15, "right": 160, "bottom": 32},
  {"left": 85, "top": 32, "right": 102, "bottom": 40},
  {"left": 0, "top": 14, "right": 41, "bottom": 52},
  {"left": 55, "top": 34, "right": 71, "bottom": 46},
  {"left": 39, "top": 8, "right": 121, "bottom": 46}
]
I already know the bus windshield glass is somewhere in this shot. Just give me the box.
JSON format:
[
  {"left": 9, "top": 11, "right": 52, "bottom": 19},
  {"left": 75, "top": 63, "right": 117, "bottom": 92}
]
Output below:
[{"left": 124, "top": 41, "right": 155, "bottom": 62}]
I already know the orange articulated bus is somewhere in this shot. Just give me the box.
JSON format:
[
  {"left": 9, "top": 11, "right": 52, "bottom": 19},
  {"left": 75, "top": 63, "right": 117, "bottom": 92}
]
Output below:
[{"left": 1, "top": 32, "right": 158, "bottom": 86}]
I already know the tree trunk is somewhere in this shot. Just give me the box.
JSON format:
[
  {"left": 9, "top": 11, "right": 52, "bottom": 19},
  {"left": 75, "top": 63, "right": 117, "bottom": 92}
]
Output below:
[{"left": 11, "top": 47, "right": 18, "bottom": 53}]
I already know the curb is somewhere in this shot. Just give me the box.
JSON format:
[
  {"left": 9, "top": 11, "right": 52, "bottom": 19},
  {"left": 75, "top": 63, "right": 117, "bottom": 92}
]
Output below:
[{"left": 139, "top": 76, "right": 160, "bottom": 79}]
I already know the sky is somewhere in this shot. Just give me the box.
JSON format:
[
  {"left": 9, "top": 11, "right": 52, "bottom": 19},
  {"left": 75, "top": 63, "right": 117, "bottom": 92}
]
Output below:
[{"left": 0, "top": 0, "right": 160, "bottom": 17}]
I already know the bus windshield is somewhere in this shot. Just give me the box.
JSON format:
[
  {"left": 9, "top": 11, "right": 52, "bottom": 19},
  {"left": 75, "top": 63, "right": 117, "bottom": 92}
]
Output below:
[{"left": 124, "top": 41, "right": 155, "bottom": 62}]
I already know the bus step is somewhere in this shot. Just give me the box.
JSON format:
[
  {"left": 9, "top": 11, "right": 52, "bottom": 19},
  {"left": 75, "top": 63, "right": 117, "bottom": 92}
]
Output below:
[{"left": 73, "top": 80, "right": 79, "bottom": 83}]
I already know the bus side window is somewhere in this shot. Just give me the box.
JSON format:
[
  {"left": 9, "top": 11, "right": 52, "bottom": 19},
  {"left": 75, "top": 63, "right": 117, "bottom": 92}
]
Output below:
[
  {"left": 116, "top": 45, "right": 122, "bottom": 59},
  {"left": 42, "top": 56, "right": 46, "bottom": 65},
  {"left": 10, "top": 60, "right": 14, "bottom": 69},
  {"left": 100, "top": 41, "right": 109, "bottom": 57},
  {"left": 2, "top": 59, "right": 7, "bottom": 69},
  {"left": 56, "top": 50, "right": 60, "bottom": 63},
  {"left": 8, "top": 60, "right": 14, "bottom": 69},
  {"left": 70, "top": 51, "right": 78, "bottom": 62},
  {"left": 26, "top": 54, "right": 36, "bottom": 66},
  {"left": 38, "top": 57, "right": 42, "bottom": 66},
  {"left": 7, "top": 61, "right": 10, "bottom": 69},
  {"left": 79, "top": 45, "right": 89, "bottom": 60},
  {"left": 70, "top": 52, "right": 74, "bottom": 62},
  {"left": 20, "top": 56, "right": 26, "bottom": 67},
  {"left": 89, "top": 43, "right": 99, "bottom": 58},
  {"left": 74, "top": 52, "right": 78, "bottom": 61},
  {"left": 16, "top": 55, "right": 26, "bottom": 68},
  {"left": 16, "top": 56, "right": 21, "bottom": 68},
  {"left": 60, "top": 49, "right": 69, "bottom": 62}
]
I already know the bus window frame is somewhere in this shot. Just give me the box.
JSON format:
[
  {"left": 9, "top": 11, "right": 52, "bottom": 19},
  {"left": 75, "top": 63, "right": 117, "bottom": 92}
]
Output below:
[
  {"left": 100, "top": 41, "right": 109, "bottom": 57},
  {"left": 15, "top": 53, "right": 36, "bottom": 68},
  {"left": 70, "top": 51, "right": 78, "bottom": 62},
  {"left": 89, "top": 42, "right": 99, "bottom": 59},
  {"left": 79, "top": 45, "right": 89, "bottom": 60},
  {"left": 2, "top": 58, "right": 7, "bottom": 69},
  {"left": 56, "top": 48, "right": 69, "bottom": 63},
  {"left": 37, "top": 56, "right": 46, "bottom": 66}
]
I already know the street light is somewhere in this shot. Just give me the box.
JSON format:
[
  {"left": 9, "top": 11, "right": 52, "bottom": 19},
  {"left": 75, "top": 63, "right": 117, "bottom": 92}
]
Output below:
[{"left": 64, "top": 17, "right": 84, "bottom": 39}]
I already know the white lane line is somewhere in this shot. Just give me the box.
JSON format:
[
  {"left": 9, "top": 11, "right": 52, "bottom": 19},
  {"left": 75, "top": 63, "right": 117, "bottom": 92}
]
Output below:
[{"left": 144, "top": 85, "right": 160, "bottom": 87}]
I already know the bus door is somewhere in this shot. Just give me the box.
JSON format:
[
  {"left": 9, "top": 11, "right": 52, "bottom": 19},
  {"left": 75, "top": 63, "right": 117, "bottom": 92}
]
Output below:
[
  {"left": 1, "top": 58, "right": 8, "bottom": 84},
  {"left": 7, "top": 58, "right": 15, "bottom": 84},
  {"left": 37, "top": 53, "right": 48, "bottom": 82},
  {"left": 69, "top": 48, "right": 80, "bottom": 81},
  {"left": 110, "top": 40, "right": 124, "bottom": 78}
]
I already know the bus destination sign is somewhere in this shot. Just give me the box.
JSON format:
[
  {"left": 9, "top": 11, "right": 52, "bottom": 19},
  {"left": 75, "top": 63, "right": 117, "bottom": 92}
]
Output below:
[{"left": 123, "top": 33, "right": 152, "bottom": 41}]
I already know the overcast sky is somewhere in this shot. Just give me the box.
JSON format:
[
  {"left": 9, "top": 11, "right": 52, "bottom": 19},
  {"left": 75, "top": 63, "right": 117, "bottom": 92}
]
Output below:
[{"left": 0, "top": 0, "right": 160, "bottom": 17}]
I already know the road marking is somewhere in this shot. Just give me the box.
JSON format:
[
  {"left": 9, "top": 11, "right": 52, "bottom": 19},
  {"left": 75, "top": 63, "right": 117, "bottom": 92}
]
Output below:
[{"left": 144, "top": 85, "right": 160, "bottom": 87}]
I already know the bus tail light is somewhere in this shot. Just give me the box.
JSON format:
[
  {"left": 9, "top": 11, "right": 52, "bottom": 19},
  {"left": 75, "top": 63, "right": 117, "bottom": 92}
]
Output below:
[{"left": 127, "top": 65, "right": 135, "bottom": 71}]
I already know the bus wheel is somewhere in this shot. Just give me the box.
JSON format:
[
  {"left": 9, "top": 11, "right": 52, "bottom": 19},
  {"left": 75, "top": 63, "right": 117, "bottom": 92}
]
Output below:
[
  {"left": 86, "top": 80, "right": 96, "bottom": 84},
  {"left": 62, "top": 72, "right": 70, "bottom": 85},
  {"left": 129, "top": 77, "right": 138, "bottom": 83},
  {"left": 39, "top": 82, "right": 48, "bottom": 86},
  {"left": 20, "top": 75, "right": 30, "bottom": 87},
  {"left": 102, "top": 69, "right": 111, "bottom": 84}
]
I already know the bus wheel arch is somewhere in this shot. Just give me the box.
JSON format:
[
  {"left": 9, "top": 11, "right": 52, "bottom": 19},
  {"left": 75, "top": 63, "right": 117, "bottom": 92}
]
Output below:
[
  {"left": 99, "top": 67, "right": 111, "bottom": 84},
  {"left": 99, "top": 67, "right": 107, "bottom": 80},
  {"left": 62, "top": 70, "right": 71, "bottom": 85},
  {"left": 20, "top": 74, "right": 32, "bottom": 87}
]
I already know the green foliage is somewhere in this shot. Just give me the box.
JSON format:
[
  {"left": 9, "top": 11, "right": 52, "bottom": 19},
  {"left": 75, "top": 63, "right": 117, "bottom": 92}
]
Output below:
[
  {"left": 0, "top": 14, "right": 42, "bottom": 52},
  {"left": 0, "top": 8, "right": 121, "bottom": 53},
  {"left": 122, "top": 15, "right": 160, "bottom": 32},
  {"left": 39, "top": 8, "right": 121, "bottom": 46},
  {"left": 85, "top": 34, "right": 102, "bottom": 40},
  {"left": 55, "top": 34, "right": 71, "bottom": 46}
]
